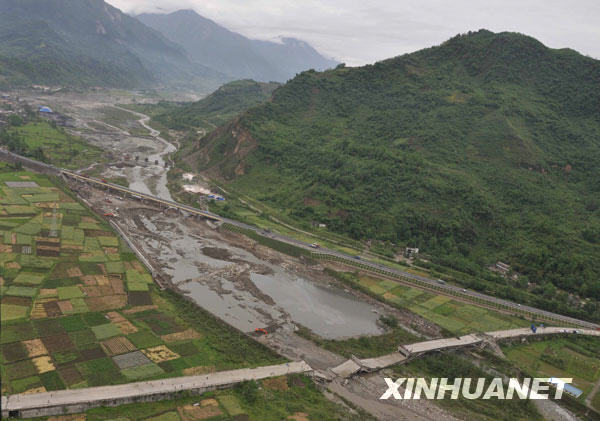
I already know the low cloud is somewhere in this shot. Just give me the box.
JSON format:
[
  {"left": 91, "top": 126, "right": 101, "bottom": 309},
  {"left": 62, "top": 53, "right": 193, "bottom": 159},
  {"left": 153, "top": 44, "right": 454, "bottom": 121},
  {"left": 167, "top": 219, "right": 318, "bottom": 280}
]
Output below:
[{"left": 110, "top": 0, "right": 600, "bottom": 66}]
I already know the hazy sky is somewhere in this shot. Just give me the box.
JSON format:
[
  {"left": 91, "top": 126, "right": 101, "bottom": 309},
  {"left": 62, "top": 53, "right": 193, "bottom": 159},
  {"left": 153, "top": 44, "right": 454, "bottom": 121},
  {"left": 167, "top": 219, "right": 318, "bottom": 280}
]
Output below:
[{"left": 110, "top": 0, "right": 600, "bottom": 66}]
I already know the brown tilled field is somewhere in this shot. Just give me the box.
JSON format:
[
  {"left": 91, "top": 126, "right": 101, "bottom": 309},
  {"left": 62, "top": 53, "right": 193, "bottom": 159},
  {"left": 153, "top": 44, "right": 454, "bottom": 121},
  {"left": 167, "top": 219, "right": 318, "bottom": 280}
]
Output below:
[
  {"left": 79, "top": 347, "right": 106, "bottom": 361},
  {"left": 101, "top": 336, "right": 136, "bottom": 356},
  {"left": 109, "top": 277, "right": 125, "bottom": 294},
  {"left": 85, "top": 295, "right": 127, "bottom": 311},
  {"left": 115, "top": 320, "right": 138, "bottom": 334},
  {"left": 123, "top": 304, "right": 157, "bottom": 314},
  {"left": 82, "top": 285, "right": 114, "bottom": 297},
  {"left": 67, "top": 267, "right": 83, "bottom": 277},
  {"left": 2, "top": 342, "right": 28, "bottom": 362},
  {"left": 41, "top": 333, "right": 75, "bottom": 353},
  {"left": 161, "top": 328, "right": 202, "bottom": 343},
  {"left": 43, "top": 301, "right": 63, "bottom": 317},
  {"left": 178, "top": 400, "right": 222, "bottom": 421},
  {"left": 182, "top": 365, "right": 215, "bottom": 376},
  {"left": 57, "top": 365, "right": 84, "bottom": 386},
  {"left": 57, "top": 300, "right": 74, "bottom": 313},
  {"left": 2, "top": 296, "right": 32, "bottom": 306},
  {"left": 262, "top": 376, "right": 289, "bottom": 391},
  {"left": 127, "top": 291, "right": 153, "bottom": 306},
  {"left": 37, "top": 248, "right": 61, "bottom": 257},
  {"left": 105, "top": 311, "right": 126, "bottom": 322}
]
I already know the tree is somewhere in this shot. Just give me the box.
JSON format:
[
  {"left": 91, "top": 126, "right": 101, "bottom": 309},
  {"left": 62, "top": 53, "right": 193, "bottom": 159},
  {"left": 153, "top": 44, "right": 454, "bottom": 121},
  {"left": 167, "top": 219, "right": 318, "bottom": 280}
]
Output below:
[
  {"left": 236, "top": 380, "right": 258, "bottom": 404},
  {"left": 8, "top": 115, "right": 23, "bottom": 126},
  {"left": 542, "top": 282, "right": 557, "bottom": 300}
]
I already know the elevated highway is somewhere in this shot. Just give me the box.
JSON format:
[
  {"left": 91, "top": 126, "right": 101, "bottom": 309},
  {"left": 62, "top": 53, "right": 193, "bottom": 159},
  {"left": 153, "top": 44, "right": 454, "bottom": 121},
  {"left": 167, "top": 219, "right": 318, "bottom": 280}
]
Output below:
[
  {"left": 1, "top": 361, "right": 312, "bottom": 419},
  {"left": 332, "top": 327, "right": 600, "bottom": 378},
  {"left": 5, "top": 327, "right": 599, "bottom": 417}
]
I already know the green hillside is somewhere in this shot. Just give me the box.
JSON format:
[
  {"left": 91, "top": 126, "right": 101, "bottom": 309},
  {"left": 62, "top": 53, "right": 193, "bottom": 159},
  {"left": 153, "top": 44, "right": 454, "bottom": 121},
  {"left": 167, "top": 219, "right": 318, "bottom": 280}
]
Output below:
[
  {"left": 151, "top": 80, "right": 280, "bottom": 131},
  {"left": 187, "top": 30, "right": 600, "bottom": 316},
  {"left": 0, "top": 18, "right": 147, "bottom": 89}
]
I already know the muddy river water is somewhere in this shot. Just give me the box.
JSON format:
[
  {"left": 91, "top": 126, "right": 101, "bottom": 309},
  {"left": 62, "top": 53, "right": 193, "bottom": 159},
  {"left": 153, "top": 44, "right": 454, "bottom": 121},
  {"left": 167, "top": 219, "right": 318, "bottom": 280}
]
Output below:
[
  {"left": 130, "top": 213, "right": 383, "bottom": 338},
  {"left": 19, "top": 91, "right": 384, "bottom": 339},
  {"left": 116, "top": 107, "right": 176, "bottom": 201}
]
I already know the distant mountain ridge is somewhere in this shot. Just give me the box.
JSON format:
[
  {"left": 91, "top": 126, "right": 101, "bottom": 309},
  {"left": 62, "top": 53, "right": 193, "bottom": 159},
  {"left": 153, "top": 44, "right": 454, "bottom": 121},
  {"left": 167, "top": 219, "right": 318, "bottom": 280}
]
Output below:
[
  {"left": 136, "top": 9, "right": 339, "bottom": 82},
  {"left": 0, "top": 0, "right": 228, "bottom": 90}
]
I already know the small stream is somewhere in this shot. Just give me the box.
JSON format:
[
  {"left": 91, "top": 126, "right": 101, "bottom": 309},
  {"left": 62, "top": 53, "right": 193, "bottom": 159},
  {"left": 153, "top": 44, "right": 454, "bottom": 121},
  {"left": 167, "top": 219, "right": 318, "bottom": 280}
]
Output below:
[{"left": 117, "top": 108, "right": 176, "bottom": 201}]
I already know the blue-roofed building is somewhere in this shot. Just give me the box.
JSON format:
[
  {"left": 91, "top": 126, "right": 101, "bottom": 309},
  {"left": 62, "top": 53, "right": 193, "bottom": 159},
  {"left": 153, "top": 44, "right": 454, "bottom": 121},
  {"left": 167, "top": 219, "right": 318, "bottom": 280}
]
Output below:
[
  {"left": 549, "top": 377, "right": 583, "bottom": 398},
  {"left": 39, "top": 106, "right": 53, "bottom": 113},
  {"left": 563, "top": 383, "right": 583, "bottom": 398}
]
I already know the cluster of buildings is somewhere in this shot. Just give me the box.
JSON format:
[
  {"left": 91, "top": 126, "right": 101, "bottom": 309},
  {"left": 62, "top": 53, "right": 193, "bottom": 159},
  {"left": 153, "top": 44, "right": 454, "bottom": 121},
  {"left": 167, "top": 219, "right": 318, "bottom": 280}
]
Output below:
[{"left": 0, "top": 94, "right": 22, "bottom": 126}]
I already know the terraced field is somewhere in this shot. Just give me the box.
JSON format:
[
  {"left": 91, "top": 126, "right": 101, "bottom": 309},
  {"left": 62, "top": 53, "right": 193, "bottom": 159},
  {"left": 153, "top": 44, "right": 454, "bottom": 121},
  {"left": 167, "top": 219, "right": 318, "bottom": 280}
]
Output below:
[
  {"left": 2, "top": 122, "right": 105, "bottom": 170},
  {"left": 0, "top": 167, "right": 282, "bottom": 395},
  {"left": 503, "top": 337, "right": 600, "bottom": 407},
  {"left": 344, "top": 273, "right": 530, "bottom": 335}
]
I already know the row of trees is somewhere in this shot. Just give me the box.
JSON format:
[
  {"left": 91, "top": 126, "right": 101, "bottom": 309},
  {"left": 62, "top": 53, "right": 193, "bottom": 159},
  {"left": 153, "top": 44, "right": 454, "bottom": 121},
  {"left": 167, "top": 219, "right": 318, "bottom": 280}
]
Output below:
[{"left": 0, "top": 127, "right": 45, "bottom": 162}]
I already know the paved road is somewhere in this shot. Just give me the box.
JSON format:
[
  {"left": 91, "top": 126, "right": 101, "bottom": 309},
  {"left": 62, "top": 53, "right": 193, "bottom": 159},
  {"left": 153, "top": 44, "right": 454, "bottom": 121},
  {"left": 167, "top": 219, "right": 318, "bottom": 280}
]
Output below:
[
  {"left": 3, "top": 149, "right": 598, "bottom": 330},
  {"left": 1, "top": 361, "right": 311, "bottom": 418}
]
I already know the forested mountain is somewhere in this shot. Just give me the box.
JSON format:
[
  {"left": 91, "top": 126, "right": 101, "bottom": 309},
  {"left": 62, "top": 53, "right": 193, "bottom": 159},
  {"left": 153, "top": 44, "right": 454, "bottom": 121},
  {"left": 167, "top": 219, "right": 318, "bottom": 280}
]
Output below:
[
  {"left": 136, "top": 10, "right": 338, "bottom": 82},
  {"left": 0, "top": 0, "right": 228, "bottom": 90},
  {"left": 149, "top": 79, "right": 280, "bottom": 131},
  {"left": 185, "top": 30, "right": 600, "bottom": 307}
]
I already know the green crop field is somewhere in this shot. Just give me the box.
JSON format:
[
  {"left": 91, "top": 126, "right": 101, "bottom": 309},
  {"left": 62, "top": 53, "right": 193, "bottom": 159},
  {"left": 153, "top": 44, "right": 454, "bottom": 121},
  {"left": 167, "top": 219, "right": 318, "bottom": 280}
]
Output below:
[
  {"left": 335, "top": 271, "right": 529, "bottom": 335},
  {"left": 1, "top": 122, "right": 105, "bottom": 169},
  {"left": 1, "top": 304, "right": 29, "bottom": 321},
  {"left": 503, "top": 337, "right": 600, "bottom": 403},
  {"left": 0, "top": 168, "right": 283, "bottom": 396},
  {"left": 5, "top": 285, "right": 38, "bottom": 297},
  {"left": 121, "top": 363, "right": 164, "bottom": 380},
  {"left": 12, "top": 272, "right": 44, "bottom": 285}
]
